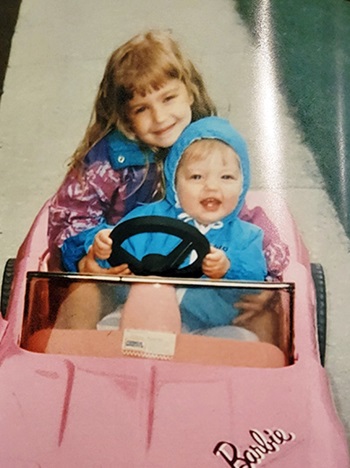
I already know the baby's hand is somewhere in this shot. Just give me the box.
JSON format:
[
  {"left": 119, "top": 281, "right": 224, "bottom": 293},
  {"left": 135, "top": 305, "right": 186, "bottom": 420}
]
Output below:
[
  {"left": 79, "top": 247, "right": 131, "bottom": 275},
  {"left": 202, "top": 246, "right": 230, "bottom": 279},
  {"left": 91, "top": 229, "right": 113, "bottom": 260}
]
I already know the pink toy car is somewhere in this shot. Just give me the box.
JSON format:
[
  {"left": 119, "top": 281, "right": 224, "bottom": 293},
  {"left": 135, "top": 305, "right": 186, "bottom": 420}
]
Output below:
[{"left": 0, "top": 191, "right": 348, "bottom": 467}]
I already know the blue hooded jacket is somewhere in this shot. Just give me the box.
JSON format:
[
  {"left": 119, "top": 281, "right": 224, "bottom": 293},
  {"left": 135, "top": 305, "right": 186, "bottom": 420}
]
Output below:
[{"left": 63, "top": 117, "right": 267, "bottom": 330}]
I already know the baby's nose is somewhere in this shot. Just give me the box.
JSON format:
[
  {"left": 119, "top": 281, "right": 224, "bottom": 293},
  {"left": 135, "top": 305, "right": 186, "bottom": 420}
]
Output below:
[{"left": 204, "top": 177, "right": 220, "bottom": 191}]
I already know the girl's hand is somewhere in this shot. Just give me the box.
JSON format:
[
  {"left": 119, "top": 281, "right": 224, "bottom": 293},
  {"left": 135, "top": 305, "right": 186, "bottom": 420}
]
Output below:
[
  {"left": 232, "top": 291, "right": 280, "bottom": 345},
  {"left": 91, "top": 229, "right": 113, "bottom": 260},
  {"left": 233, "top": 290, "right": 277, "bottom": 323},
  {"left": 78, "top": 244, "right": 131, "bottom": 275},
  {"left": 202, "top": 246, "right": 230, "bottom": 279}
]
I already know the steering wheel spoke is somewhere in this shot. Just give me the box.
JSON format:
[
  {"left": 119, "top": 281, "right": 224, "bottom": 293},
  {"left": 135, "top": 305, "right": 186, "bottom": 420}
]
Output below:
[{"left": 166, "top": 240, "right": 195, "bottom": 270}]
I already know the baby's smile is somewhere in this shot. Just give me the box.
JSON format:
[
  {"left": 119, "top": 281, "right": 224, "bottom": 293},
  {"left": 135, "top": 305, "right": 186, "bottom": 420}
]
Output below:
[{"left": 200, "top": 198, "right": 221, "bottom": 211}]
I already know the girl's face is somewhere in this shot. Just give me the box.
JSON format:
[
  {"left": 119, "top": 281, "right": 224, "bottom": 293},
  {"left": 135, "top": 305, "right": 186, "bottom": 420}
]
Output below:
[
  {"left": 176, "top": 144, "right": 242, "bottom": 226},
  {"left": 127, "top": 79, "right": 193, "bottom": 148}
]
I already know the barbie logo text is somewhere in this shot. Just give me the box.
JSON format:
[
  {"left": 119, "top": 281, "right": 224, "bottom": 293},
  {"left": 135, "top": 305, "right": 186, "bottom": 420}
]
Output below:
[{"left": 213, "top": 428, "right": 295, "bottom": 467}]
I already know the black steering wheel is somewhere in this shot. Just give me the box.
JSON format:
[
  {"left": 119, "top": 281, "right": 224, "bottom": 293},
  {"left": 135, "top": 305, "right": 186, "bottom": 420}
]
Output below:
[{"left": 108, "top": 216, "right": 210, "bottom": 278}]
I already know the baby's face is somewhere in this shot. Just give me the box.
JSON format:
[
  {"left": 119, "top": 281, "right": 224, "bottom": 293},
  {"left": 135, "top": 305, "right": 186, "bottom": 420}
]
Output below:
[{"left": 176, "top": 144, "right": 242, "bottom": 226}]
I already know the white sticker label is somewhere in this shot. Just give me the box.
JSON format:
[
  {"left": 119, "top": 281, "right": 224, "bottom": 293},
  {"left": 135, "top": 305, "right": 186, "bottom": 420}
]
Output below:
[{"left": 122, "top": 329, "right": 177, "bottom": 360}]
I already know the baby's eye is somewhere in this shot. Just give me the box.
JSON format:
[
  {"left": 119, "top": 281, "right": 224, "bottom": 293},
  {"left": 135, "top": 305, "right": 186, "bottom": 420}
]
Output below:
[
  {"left": 190, "top": 174, "right": 202, "bottom": 180},
  {"left": 221, "top": 174, "right": 235, "bottom": 180}
]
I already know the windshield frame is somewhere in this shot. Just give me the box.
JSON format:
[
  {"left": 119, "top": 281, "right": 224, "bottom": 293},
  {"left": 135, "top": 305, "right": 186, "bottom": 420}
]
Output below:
[{"left": 22, "top": 272, "right": 295, "bottom": 365}]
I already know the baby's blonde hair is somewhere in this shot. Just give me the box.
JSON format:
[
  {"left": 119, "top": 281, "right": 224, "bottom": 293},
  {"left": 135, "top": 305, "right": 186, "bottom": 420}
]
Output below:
[
  {"left": 178, "top": 139, "right": 240, "bottom": 169},
  {"left": 69, "top": 30, "right": 217, "bottom": 172}
]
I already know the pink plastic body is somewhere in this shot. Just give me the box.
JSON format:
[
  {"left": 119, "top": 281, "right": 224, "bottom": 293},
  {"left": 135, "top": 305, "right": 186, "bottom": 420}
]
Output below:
[
  {"left": 0, "top": 191, "right": 348, "bottom": 467},
  {"left": 120, "top": 283, "right": 182, "bottom": 334}
]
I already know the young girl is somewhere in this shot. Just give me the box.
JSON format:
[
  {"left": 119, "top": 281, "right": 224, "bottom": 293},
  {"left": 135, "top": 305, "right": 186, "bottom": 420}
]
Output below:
[
  {"left": 48, "top": 29, "right": 216, "bottom": 272},
  {"left": 48, "top": 29, "right": 289, "bottom": 282}
]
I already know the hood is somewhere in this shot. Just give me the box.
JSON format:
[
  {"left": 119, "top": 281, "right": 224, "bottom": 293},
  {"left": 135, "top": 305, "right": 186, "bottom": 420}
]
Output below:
[
  {"left": 2, "top": 347, "right": 347, "bottom": 466},
  {"left": 164, "top": 117, "right": 250, "bottom": 222}
]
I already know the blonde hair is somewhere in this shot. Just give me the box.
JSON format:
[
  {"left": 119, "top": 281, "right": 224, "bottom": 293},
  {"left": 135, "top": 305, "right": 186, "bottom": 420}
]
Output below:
[
  {"left": 69, "top": 30, "right": 217, "bottom": 172},
  {"left": 178, "top": 139, "right": 240, "bottom": 169}
]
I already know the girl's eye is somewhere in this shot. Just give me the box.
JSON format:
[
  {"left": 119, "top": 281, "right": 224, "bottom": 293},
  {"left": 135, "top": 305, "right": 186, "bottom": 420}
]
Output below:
[
  {"left": 222, "top": 174, "right": 235, "bottom": 180},
  {"left": 164, "top": 94, "right": 176, "bottom": 102},
  {"left": 134, "top": 106, "right": 146, "bottom": 115},
  {"left": 190, "top": 174, "right": 202, "bottom": 180}
]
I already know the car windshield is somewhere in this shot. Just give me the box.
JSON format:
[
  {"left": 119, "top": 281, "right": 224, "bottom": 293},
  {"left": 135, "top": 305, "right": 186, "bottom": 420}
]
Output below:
[{"left": 21, "top": 272, "right": 294, "bottom": 367}]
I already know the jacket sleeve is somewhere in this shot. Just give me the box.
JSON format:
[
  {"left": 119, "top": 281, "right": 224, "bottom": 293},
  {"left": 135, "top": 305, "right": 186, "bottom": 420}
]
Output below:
[
  {"left": 60, "top": 222, "right": 113, "bottom": 272},
  {"left": 224, "top": 225, "right": 267, "bottom": 280},
  {"left": 48, "top": 164, "right": 124, "bottom": 249},
  {"left": 47, "top": 134, "right": 130, "bottom": 271},
  {"left": 239, "top": 203, "right": 290, "bottom": 278}
]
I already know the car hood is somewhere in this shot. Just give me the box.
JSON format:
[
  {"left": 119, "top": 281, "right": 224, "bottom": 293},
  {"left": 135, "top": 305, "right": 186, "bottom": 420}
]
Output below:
[{"left": 0, "top": 351, "right": 348, "bottom": 467}]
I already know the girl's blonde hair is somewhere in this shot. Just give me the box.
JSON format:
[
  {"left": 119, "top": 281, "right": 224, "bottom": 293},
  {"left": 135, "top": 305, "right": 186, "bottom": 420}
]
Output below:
[{"left": 69, "top": 30, "right": 217, "bottom": 171}]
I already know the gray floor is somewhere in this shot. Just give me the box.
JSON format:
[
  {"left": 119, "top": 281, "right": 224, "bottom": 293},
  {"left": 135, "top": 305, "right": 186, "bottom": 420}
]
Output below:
[{"left": 1, "top": 0, "right": 349, "bottom": 446}]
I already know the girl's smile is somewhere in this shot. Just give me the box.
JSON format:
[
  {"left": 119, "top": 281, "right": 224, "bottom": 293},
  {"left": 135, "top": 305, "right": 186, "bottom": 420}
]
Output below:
[
  {"left": 128, "top": 79, "right": 193, "bottom": 148},
  {"left": 153, "top": 122, "right": 177, "bottom": 138}
]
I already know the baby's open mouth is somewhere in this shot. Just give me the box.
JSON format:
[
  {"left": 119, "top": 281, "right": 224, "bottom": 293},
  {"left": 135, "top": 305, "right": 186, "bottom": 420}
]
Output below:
[{"left": 201, "top": 198, "right": 221, "bottom": 210}]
